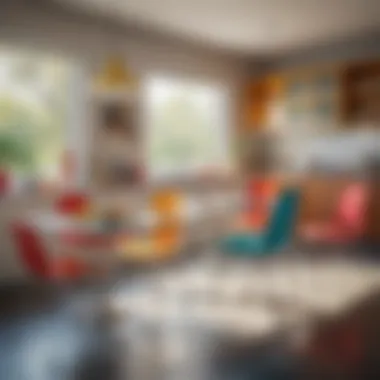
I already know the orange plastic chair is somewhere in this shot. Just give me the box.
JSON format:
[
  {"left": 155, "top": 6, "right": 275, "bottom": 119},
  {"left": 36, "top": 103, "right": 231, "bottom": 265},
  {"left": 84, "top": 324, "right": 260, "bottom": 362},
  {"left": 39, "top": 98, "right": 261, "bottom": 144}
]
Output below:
[
  {"left": 119, "top": 190, "right": 184, "bottom": 261},
  {"left": 151, "top": 223, "right": 182, "bottom": 258},
  {"left": 150, "top": 189, "right": 183, "bottom": 258}
]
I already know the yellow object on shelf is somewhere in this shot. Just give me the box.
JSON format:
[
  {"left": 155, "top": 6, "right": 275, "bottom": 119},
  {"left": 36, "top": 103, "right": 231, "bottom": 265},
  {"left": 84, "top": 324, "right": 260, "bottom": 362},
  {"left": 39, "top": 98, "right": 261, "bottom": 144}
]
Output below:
[{"left": 96, "top": 57, "right": 136, "bottom": 90}]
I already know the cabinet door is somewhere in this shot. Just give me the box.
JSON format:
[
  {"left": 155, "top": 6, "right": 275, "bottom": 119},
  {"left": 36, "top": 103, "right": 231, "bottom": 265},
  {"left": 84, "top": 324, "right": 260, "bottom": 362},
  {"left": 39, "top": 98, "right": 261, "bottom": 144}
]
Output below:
[
  {"left": 242, "top": 75, "right": 285, "bottom": 130},
  {"left": 366, "top": 181, "right": 380, "bottom": 243}
]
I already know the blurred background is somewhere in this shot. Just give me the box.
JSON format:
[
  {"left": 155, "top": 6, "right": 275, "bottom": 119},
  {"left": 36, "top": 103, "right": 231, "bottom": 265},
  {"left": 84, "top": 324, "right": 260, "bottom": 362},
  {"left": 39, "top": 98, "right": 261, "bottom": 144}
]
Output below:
[{"left": 0, "top": 0, "right": 380, "bottom": 379}]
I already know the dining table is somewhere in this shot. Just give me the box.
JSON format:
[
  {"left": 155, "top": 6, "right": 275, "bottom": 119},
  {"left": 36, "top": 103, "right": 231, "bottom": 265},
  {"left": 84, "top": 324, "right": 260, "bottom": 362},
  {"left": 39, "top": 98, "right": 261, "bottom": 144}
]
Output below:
[{"left": 20, "top": 190, "right": 243, "bottom": 271}]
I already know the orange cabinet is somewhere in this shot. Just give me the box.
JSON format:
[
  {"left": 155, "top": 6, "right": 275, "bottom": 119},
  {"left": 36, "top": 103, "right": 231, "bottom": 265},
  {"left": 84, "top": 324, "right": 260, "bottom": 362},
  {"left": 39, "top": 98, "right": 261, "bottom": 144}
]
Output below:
[{"left": 241, "top": 75, "right": 284, "bottom": 130}]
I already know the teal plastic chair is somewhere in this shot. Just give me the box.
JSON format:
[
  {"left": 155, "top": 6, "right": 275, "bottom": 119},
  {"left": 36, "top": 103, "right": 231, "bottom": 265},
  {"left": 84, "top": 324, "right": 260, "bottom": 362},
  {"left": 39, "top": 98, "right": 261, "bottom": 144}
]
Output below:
[{"left": 221, "top": 188, "right": 300, "bottom": 256}]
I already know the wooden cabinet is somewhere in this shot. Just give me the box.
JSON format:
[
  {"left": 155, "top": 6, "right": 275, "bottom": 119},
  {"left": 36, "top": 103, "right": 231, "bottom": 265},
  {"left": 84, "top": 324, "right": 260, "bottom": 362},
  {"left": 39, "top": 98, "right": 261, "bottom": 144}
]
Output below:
[
  {"left": 241, "top": 75, "right": 284, "bottom": 130},
  {"left": 296, "top": 173, "right": 380, "bottom": 248},
  {"left": 243, "top": 67, "right": 342, "bottom": 129},
  {"left": 282, "top": 67, "right": 342, "bottom": 126},
  {"left": 365, "top": 159, "right": 380, "bottom": 246},
  {"left": 298, "top": 176, "right": 352, "bottom": 226},
  {"left": 341, "top": 60, "right": 380, "bottom": 124},
  {"left": 366, "top": 185, "right": 380, "bottom": 244},
  {"left": 242, "top": 59, "right": 380, "bottom": 130}
]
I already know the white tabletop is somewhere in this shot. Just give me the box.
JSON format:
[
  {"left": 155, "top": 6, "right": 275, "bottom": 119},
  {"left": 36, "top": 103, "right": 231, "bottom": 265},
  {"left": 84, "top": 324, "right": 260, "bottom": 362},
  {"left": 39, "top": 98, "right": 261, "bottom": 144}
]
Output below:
[
  {"left": 110, "top": 257, "right": 380, "bottom": 337},
  {"left": 26, "top": 195, "right": 240, "bottom": 236}
]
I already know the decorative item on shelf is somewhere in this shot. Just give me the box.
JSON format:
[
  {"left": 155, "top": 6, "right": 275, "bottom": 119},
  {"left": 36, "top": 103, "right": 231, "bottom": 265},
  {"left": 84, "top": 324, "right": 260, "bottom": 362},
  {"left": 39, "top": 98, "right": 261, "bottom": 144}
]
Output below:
[
  {"left": 101, "top": 101, "right": 134, "bottom": 136},
  {"left": 55, "top": 192, "right": 93, "bottom": 221},
  {"left": 105, "top": 161, "right": 140, "bottom": 187},
  {"left": 95, "top": 56, "right": 136, "bottom": 91}
]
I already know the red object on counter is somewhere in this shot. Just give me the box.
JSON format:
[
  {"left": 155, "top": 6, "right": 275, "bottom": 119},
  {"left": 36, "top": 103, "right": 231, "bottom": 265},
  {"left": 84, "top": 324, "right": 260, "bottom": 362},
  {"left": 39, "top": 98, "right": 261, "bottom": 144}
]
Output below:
[{"left": 55, "top": 192, "right": 90, "bottom": 215}]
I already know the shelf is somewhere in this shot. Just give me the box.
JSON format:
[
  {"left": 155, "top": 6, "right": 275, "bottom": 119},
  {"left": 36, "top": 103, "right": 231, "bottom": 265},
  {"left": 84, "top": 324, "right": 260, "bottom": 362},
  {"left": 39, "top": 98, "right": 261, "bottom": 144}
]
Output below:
[{"left": 91, "top": 87, "right": 137, "bottom": 102}]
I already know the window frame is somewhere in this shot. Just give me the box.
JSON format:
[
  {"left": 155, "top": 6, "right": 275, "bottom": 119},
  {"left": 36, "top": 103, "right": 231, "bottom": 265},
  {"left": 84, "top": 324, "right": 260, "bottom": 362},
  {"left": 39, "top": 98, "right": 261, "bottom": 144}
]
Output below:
[{"left": 142, "top": 73, "right": 234, "bottom": 183}]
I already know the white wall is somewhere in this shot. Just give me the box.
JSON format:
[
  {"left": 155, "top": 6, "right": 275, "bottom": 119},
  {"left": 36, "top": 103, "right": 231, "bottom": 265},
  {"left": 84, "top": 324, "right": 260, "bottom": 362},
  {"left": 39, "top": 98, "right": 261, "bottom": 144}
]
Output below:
[
  {"left": 0, "top": 0, "right": 249, "bottom": 281},
  {"left": 271, "top": 32, "right": 380, "bottom": 71},
  {"left": 1, "top": 1, "right": 246, "bottom": 84},
  {"left": 305, "top": 128, "right": 380, "bottom": 172}
]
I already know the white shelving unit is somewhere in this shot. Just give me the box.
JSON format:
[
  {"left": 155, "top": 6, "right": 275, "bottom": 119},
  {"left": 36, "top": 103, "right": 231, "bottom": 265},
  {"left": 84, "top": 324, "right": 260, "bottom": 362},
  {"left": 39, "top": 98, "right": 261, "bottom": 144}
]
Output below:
[{"left": 90, "top": 87, "right": 143, "bottom": 191}]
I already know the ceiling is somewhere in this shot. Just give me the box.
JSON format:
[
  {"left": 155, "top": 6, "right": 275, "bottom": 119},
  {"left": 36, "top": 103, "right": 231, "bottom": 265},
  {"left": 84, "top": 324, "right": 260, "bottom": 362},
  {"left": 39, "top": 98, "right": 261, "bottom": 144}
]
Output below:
[{"left": 57, "top": 0, "right": 380, "bottom": 56}]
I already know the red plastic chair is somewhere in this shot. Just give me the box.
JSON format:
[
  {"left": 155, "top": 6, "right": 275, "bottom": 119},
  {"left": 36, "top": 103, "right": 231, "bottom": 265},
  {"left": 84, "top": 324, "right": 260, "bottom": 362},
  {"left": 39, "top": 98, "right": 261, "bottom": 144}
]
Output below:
[
  {"left": 301, "top": 183, "right": 368, "bottom": 244},
  {"left": 12, "top": 222, "right": 90, "bottom": 280},
  {"left": 236, "top": 178, "right": 278, "bottom": 231}
]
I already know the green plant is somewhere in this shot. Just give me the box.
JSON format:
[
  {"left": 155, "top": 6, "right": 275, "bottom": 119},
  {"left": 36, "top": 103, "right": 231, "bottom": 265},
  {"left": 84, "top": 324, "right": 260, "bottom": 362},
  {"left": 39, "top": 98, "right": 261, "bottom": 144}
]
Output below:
[{"left": 0, "top": 130, "right": 35, "bottom": 172}]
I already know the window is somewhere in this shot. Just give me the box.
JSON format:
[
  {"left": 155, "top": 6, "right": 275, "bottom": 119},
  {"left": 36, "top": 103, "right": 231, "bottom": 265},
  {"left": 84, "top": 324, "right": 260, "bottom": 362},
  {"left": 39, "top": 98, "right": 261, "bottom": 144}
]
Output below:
[
  {"left": 0, "top": 50, "right": 72, "bottom": 182},
  {"left": 145, "top": 76, "right": 232, "bottom": 180}
]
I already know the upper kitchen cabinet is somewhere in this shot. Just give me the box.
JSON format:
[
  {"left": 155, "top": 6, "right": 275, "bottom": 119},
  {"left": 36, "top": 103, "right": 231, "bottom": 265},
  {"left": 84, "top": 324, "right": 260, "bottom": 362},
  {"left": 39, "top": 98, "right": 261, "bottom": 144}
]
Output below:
[
  {"left": 280, "top": 67, "right": 342, "bottom": 127},
  {"left": 341, "top": 60, "right": 380, "bottom": 125},
  {"left": 243, "top": 59, "right": 380, "bottom": 131},
  {"left": 243, "top": 66, "right": 342, "bottom": 131},
  {"left": 241, "top": 75, "right": 285, "bottom": 130}
]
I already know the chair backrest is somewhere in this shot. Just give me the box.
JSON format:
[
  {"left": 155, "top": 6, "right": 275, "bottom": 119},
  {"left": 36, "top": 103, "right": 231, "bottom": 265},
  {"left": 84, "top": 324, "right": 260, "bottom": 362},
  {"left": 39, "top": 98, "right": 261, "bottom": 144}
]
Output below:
[
  {"left": 264, "top": 188, "right": 300, "bottom": 251},
  {"left": 151, "top": 222, "right": 182, "bottom": 257},
  {"left": 150, "top": 189, "right": 183, "bottom": 258},
  {"left": 246, "top": 178, "right": 277, "bottom": 210},
  {"left": 335, "top": 183, "right": 368, "bottom": 234},
  {"left": 12, "top": 223, "right": 50, "bottom": 278}
]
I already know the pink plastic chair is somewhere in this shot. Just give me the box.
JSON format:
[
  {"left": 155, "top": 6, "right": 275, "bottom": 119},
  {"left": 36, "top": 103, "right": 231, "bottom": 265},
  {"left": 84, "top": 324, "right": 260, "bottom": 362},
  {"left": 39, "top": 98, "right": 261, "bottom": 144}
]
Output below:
[{"left": 301, "top": 183, "right": 368, "bottom": 244}]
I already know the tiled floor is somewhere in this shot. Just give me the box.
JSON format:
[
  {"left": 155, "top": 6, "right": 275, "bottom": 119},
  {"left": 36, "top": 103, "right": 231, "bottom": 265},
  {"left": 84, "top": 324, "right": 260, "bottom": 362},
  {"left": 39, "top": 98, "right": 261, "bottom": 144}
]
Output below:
[
  {"left": 0, "top": 280, "right": 298, "bottom": 380},
  {"left": 0, "top": 284, "right": 120, "bottom": 380}
]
